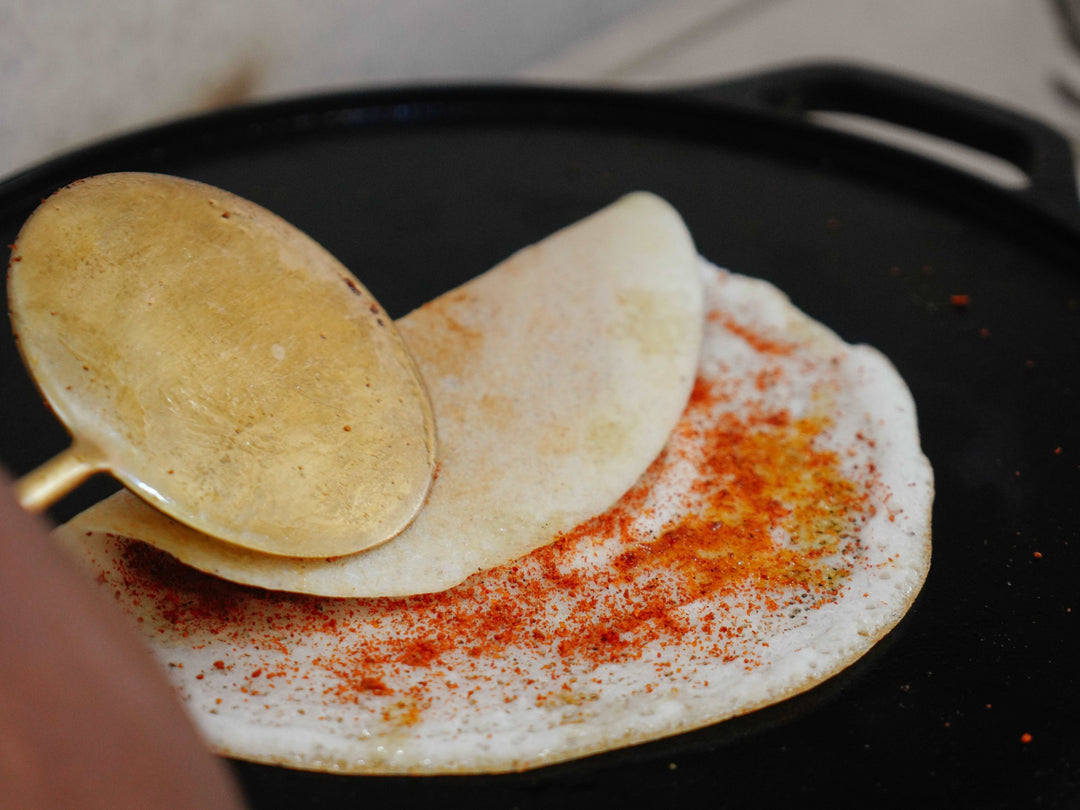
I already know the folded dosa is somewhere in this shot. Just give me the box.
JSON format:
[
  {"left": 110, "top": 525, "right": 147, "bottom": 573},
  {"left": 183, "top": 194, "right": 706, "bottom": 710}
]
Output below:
[{"left": 59, "top": 192, "right": 705, "bottom": 596}]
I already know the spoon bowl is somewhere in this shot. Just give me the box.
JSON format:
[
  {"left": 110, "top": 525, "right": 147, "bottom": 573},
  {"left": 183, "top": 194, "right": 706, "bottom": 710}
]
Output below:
[{"left": 8, "top": 173, "right": 436, "bottom": 558}]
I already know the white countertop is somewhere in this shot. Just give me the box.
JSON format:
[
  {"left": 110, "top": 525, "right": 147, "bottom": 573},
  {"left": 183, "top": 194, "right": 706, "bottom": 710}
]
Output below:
[
  {"left": 530, "top": 0, "right": 1080, "bottom": 189},
  {"left": 3, "top": 0, "right": 1078, "bottom": 182},
  {"left": 531, "top": 0, "right": 1080, "bottom": 135}
]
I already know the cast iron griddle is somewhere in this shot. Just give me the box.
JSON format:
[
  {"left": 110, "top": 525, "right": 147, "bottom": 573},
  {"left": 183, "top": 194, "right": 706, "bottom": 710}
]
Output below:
[{"left": 1, "top": 64, "right": 1077, "bottom": 808}]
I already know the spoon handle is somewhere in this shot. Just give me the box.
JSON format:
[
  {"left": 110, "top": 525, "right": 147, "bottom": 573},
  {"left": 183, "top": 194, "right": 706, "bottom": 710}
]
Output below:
[{"left": 16, "top": 445, "right": 101, "bottom": 512}]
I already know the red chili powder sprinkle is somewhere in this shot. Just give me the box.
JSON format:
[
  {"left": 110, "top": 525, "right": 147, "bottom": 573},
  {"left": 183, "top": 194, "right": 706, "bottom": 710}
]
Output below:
[
  {"left": 102, "top": 317, "right": 876, "bottom": 719},
  {"left": 709, "top": 312, "right": 797, "bottom": 356}
]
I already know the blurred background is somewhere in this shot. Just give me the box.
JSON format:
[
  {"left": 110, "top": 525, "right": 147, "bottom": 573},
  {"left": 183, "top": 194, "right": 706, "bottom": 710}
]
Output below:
[{"left": 4, "top": 0, "right": 1080, "bottom": 181}]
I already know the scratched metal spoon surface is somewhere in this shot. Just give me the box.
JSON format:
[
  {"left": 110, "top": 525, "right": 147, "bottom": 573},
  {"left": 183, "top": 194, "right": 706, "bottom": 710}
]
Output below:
[{"left": 8, "top": 172, "right": 436, "bottom": 558}]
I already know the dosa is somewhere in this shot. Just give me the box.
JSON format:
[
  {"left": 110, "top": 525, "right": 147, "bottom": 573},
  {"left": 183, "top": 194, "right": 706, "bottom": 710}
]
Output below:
[
  {"left": 56, "top": 196, "right": 932, "bottom": 774},
  {"left": 61, "top": 192, "right": 704, "bottom": 596}
]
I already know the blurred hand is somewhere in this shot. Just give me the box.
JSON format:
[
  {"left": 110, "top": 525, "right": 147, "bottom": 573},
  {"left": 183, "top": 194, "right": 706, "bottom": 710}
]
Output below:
[{"left": 0, "top": 469, "right": 247, "bottom": 809}]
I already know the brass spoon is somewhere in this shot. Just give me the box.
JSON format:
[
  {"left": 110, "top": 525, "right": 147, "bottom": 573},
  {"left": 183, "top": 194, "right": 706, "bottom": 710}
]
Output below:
[{"left": 8, "top": 172, "right": 436, "bottom": 558}]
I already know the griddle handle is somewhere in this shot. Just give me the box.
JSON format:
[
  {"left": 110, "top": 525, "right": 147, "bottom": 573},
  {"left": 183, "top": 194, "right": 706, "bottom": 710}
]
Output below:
[{"left": 686, "top": 63, "right": 1080, "bottom": 228}]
